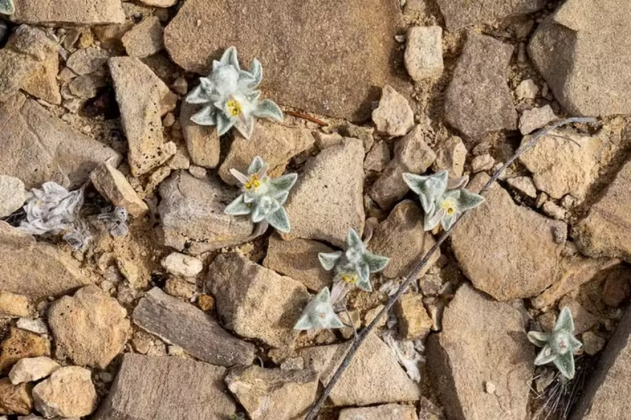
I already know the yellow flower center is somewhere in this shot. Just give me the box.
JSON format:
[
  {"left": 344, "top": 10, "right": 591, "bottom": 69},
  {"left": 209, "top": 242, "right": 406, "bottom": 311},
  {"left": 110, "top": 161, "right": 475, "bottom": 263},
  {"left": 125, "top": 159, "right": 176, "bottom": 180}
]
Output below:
[
  {"left": 442, "top": 201, "right": 455, "bottom": 215},
  {"left": 244, "top": 174, "right": 261, "bottom": 190},
  {"left": 227, "top": 99, "right": 242, "bottom": 117},
  {"left": 341, "top": 274, "right": 358, "bottom": 284}
]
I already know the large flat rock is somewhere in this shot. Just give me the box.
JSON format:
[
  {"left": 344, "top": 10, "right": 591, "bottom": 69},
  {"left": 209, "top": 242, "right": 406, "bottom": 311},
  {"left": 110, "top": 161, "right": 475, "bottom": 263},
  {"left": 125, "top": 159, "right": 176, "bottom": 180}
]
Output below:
[
  {"left": 437, "top": 0, "right": 545, "bottom": 30},
  {"left": 11, "top": 0, "right": 125, "bottom": 25},
  {"left": 164, "top": 0, "right": 407, "bottom": 121}
]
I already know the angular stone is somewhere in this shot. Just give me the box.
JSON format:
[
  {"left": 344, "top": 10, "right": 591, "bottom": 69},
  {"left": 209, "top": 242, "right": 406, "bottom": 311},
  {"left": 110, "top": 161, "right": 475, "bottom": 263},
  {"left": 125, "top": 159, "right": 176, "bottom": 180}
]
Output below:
[
  {"left": 158, "top": 171, "right": 254, "bottom": 255},
  {"left": 0, "top": 222, "right": 91, "bottom": 299},
  {"left": 339, "top": 404, "right": 418, "bottom": 420},
  {"left": 395, "top": 293, "right": 432, "bottom": 341},
  {"left": 0, "top": 93, "right": 122, "bottom": 189},
  {"left": 139, "top": 0, "right": 177, "bottom": 7},
  {"left": 66, "top": 48, "right": 110, "bottom": 76},
  {"left": 93, "top": 354, "right": 235, "bottom": 420},
  {"left": 369, "top": 201, "right": 439, "bottom": 279},
  {"left": 444, "top": 31, "right": 517, "bottom": 138},
  {"left": 507, "top": 176, "right": 538, "bottom": 198},
  {"left": 529, "top": 0, "right": 631, "bottom": 117},
  {"left": 133, "top": 287, "right": 255, "bottom": 367},
  {"left": 207, "top": 253, "right": 310, "bottom": 348},
  {"left": 109, "top": 57, "right": 177, "bottom": 176},
  {"left": 364, "top": 141, "right": 391, "bottom": 172},
  {"left": 282, "top": 139, "right": 364, "bottom": 247},
  {"left": 369, "top": 126, "right": 436, "bottom": 210},
  {"left": 0, "top": 176, "right": 25, "bottom": 219},
  {"left": 372, "top": 85, "right": 415, "bottom": 137},
  {"left": 122, "top": 16, "right": 164, "bottom": 58},
  {"left": 0, "top": 292, "right": 30, "bottom": 318},
  {"left": 519, "top": 128, "right": 602, "bottom": 199},
  {"left": 451, "top": 174, "right": 566, "bottom": 301},
  {"left": 161, "top": 252, "right": 203, "bottom": 278},
  {"left": 11, "top": 0, "right": 125, "bottom": 25},
  {"left": 519, "top": 105, "right": 557, "bottom": 135},
  {"left": 16, "top": 318, "right": 48, "bottom": 336},
  {"left": 300, "top": 333, "right": 419, "bottom": 406},
  {"left": 405, "top": 26, "right": 443, "bottom": 81},
  {"left": 427, "top": 284, "right": 533, "bottom": 420},
  {"left": 263, "top": 235, "right": 334, "bottom": 292},
  {"left": 9, "top": 357, "right": 60, "bottom": 385},
  {"left": 32, "top": 366, "right": 97, "bottom": 419},
  {"left": 48, "top": 285, "right": 130, "bottom": 369},
  {"left": 225, "top": 366, "right": 318, "bottom": 420},
  {"left": 437, "top": 0, "right": 545, "bottom": 30},
  {"left": 219, "top": 122, "right": 315, "bottom": 185},
  {"left": 432, "top": 136, "right": 467, "bottom": 178},
  {"left": 0, "top": 328, "right": 50, "bottom": 373},
  {"left": 164, "top": 0, "right": 406, "bottom": 121},
  {"left": 0, "top": 379, "right": 32, "bottom": 415},
  {"left": 516, "top": 79, "right": 539, "bottom": 100},
  {"left": 68, "top": 74, "right": 106, "bottom": 100},
  {"left": 90, "top": 163, "right": 148, "bottom": 218},
  {"left": 180, "top": 102, "right": 220, "bottom": 168},
  {"left": 164, "top": 278, "right": 196, "bottom": 300},
  {"left": 470, "top": 154, "right": 495, "bottom": 173}
]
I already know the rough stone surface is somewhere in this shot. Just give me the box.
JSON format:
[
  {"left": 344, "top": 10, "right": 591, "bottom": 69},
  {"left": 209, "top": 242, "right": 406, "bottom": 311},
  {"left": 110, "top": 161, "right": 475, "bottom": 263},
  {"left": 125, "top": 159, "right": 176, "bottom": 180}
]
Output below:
[
  {"left": 300, "top": 333, "right": 419, "bottom": 406},
  {"left": 519, "top": 105, "right": 558, "bottom": 135},
  {"left": 395, "top": 293, "right": 432, "bottom": 340},
  {"left": 0, "top": 222, "right": 91, "bottom": 299},
  {"left": 90, "top": 163, "right": 148, "bottom": 218},
  {"left": 470, "top": 154, "right": 495, "bottom": 173},
  {"left": 372, "top": 85, "right": 415, "bottom": 137},
  {"left": 219, "top": 122, "right": 315, "bottom": 185},
  {"left": 0, "top": 176, "right": 25, "bottom": 218},
  {"left": 0, "top": 379, "right": 32, "bottom": 415},
  {"left": 139, "top": 0, "right": 177, "bottom": 7},
  {"left": 9, "top": 357, "right": 60, "bottom": 385},
  {"left": 507, "top": 176, "right": 538, "bottom": 198},
  {"left": 0, "top": 328, "right": 50, "bottom": 373},
  {"left": 225, "top": 366, "right": 318, "bottom": 420},
  {"left": 369, "top": 126, "right": 436, "bottom": 210},
  {"left": 529, "top": 0, "right": 631, "bottom": 117},
  {"left": 208, "top": 253, "right": 310, "bottom": 348},
  {"left": 0, "top": 292, "right": 30, "bottom": 318},
  {"left": 161, "top": 253, "right": 203, "bottom": 278},
  {"left": 66, "top": 48, "right": 110, "bottom": 76},
  {"left": 444, "top": 31, "right": 517, "bottom": 138},
  {"left": 364, "top": 141, "right": 391, "bottom": 172},
  {"left": 516, "top": 79, "right": 539, "bottom": 100},
  {"left": 93, "top": 354, "right": 235, "bottom": 420},
  {"left": 519, "top": 128, "right": 602, "bottom": 199},
  {"left": 0, "top": 93, "right": 122, "bottom": 189},
  {"left": 339, "top": 404, "right": 418, "bottom": 420},
  {"left": 159, "top": 171, "right": 254, "bottom": 255},
  {"left": 32, "top": 367, "right": 97, "bottom": 419},
  {"left": 122, "top": 17, "right": 164, "bottom": 58},
  {"left": 369, "top": 201, "right": 439, "bottom": 279},
  {"left": 48, "top": 285, "right": 130, "bottom": 369},
  {"left": 282, "top": 139, "right": 365, "bottom": 247},
  {"left": 263, "top": 235, "right": 334, "bottom": 292},
  {"left": 164, "top": 0, "right": 406, "bottom": 121},
  {"left": 427, "top": 284, "right": 533, "bottom": 420},
  {"left": 437, "top": 0, "right": 545, "bottom": 30},
  {"left": 405, "top": 26, "right": 443, "bottom": 81},
  {"left": 11, "top": 0, "right": 125, "bottom": 25},
  {"left": 109, "top": 57, "right": 177, "bottom": 176},
  {"left": 432, "top": 136, "right": 467, "bottom": 177},
  {"left": 451, "top": 174, "right": 566, "bottom": 301},
  {"left": 180, "top": 102, "right": 220, "bottom": 168},
  {"left": 133, "top": 287, "right": 255, "bottom": 367}
]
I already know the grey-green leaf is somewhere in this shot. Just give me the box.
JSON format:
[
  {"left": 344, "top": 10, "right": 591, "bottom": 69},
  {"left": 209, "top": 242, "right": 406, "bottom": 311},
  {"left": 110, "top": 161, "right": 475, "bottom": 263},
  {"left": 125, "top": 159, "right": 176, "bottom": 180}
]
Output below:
[
  {"left": 364, "top": 252, "right": 389, "bottom": 273},
  {"left": 270, "top": 173, "right": 298, "bottom": 192},
  {"left": 0, "top": 0, "right": 14, "bottom": 15},
  {"left": 318, "top": 251, "right": 343, "bottom": 271},
  {"left": 553, "top": 351, "right": 575, "bottom": 379},
  {"left": 248, "top": 156, "right": 265, "bottom": 175},
  {"left": 253, "top": 99, "right": 284, "bottom": 121},
  {"left": 224, "top": 195, "right": 252, "bottom": 216},
  {"left": 554, "top": 307, "right": 575, "bottom": 333},
  {"left": 267, "top": 207, "right": 291, "bottom": 233}
]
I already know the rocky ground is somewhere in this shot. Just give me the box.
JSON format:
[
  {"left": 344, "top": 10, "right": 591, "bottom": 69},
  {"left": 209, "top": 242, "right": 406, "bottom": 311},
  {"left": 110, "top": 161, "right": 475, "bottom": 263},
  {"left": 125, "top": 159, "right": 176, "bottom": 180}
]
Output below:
[{"left": 0, "top": 0, "right": 630, "bottom": 419}]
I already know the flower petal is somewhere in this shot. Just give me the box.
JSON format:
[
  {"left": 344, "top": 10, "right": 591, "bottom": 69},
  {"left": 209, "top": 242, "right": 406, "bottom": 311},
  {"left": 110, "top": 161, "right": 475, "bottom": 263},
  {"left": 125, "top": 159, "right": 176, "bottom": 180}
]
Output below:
[
  {"left": 293, "top": 313, "right": 313, "bottom": 330},
  {"left": 270, "top": 173, "right": 298, "bottom": 192},
  {"left": 454, "top": 189, "right": 485, "bottom": 212},
  {"left": 190, "top": 106, "right": 217, "bottom": 126},
  {"left": 424, "top": 207, "right": 445, "bottom": 231},
  {"left": 555, "top": 307, "right": 575, "bottom": 333},
  {"left": 527, "top": 331, "right": 550, "bottom": 348},
  {"left": 534, "top": 346, "right": 557, "bottom": 366},
  {"left": 186, "top": 84, "right": 211, "bottom": 104},
  {"left": 221, "top": 46, "right": 240, "bottom": 71},
  {"left": 363, "top": 252, "right": 389, "bottom": 273},
  {"left": 347, "top": 228, "right": 364, "bottom": 251},
  {"left": 247, "top": 156, "right": 265, "bottom": 175},
  {"left": 553, "top": 351, "right": 576, "bottom": 379},
  {"left": 440, "top": 212, "right": 458, "bottom": 231},
  {"left": 403, "top": 171, "right": 449, "bottom": 213},
  {"left": 224, "top": 195, "right": 252, "bottom": 216},
  {"left": 234, "top": 115, "right": 255, "bottom": 139},
  {"left": 216, "top": 113, "right": 234, "bottom": 136},
  {"left": 318, "top": 251, "right": 343, "bottom": 271},
  {"left": 252, "top": 99, "right": 284, "bottom": 121},
  {"left": 266, "top": 207, "right": 291, "bottom": 233}
]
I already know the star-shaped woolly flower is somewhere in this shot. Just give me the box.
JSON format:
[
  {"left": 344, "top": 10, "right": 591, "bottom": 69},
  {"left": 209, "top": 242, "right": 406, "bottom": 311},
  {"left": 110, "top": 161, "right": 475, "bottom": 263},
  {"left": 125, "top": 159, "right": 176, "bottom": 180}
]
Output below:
[
  {"left": 402, "top": 170, "right": 485, "bottom": 231},
  {"left": 225, "top": 156, "right": 297, "bottom": 233},
  {"left": 294, "top": 287, "right": 344, "bottom": 331},
  {"left": 19, "top": 182, "right": 84, "bottom": 236},
  {"left": 528, "top": 307, "right": 583, "bottom": 380},
  {"left": 185, "top": 46, "right": 283, "bottom": 139}
]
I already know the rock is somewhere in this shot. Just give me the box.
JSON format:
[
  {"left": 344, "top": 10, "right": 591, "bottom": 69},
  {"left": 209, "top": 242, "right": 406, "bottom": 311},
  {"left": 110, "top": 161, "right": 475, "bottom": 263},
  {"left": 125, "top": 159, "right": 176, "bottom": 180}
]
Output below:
[
  {"left": 542, "top": 201, "right": 567, "bottom": 220},
  {"left": 32, "top": 366, "right": 97, "bottom": 419},
  {"left": 405, "top": 26, "right": 443, "bottom": 81},
  {"left": 16, "top": 318, "right": 47, "bottom": 335},
  {"left": 314, "top": 132, "right": 343, "bottom": 150},
  {"left": 66, "top": 48, "right": 110, "bottom": 76},
  {"left": 67, "top": 74, "right": 106, "bottom": 99},
  {"left": 470, "top": 154, "right": 494, "bottom": 173},
  {"left": 9, "top": 357, "right": 60, "bottom": 385},
  {"left": 364, "top": 305, "right": 386, "bottom": 328},
  {"left": 395, "top": 294, "right": 432, "bottom": 340},
  {"left": 208, "top": 253, "right": 310, "bottom": 348},
  {"left": 432, "top": 136, "right": 467, "bottom": 177},
  {"left": 582, "top": 331, "right": 605, "bottom": 355},
  {"left": 575, "top": 159, "right": 631, "bottom": 261},
  {"left": 48, "top": 285, "right": 130, "bottom": 369},
  {"left": 0, "top": 379, "right": 32, "bottom": 415},
  {"left": 451, "top": 174, "right": 566, "bottom": 301},
  {"left": 164, "top": 278, "right": 196, "bottom": 299},
  {"left": 282, "top": 139, "right": 364, "bottom": 247},
  {"left": 161, "top": 252, "right": 203, "bottom": 278},
  {"left": 122, "top": 16, "right": 164, "bottom": 58},
  {"left": 437, "top": 0, "right": 545, "bottom": 30},
  {"left": 418, "top": 397, "right": 445, "bottom": 420},
  {"left": 602, "top": 268, "right": 631, "bottom": 307},
  {"left": 158, "top": 171, "right": 254, "bottom": 255},
  {"left": 519, "top": 128, "right": 602, "bottom": 199},
  {"left": 188, "top": 166, "right": 206, "bottom": 179},
  {"left": 369, "top": 201, "right": 439, "bottom": 279},
  {"left": 180, "top": 102, "right": 220, "bottom": 168},
  {"left": 92, "top": 354, "right": 235, "bottom": 420},
  {"left": 133, "top": 287, "right": 255, "bottom": 366},
  {"left": 516, "top": 79, "right": 539, "bottom": 100},
  {"left": 369, "top": 126, "right": 436, "bottom": 210},
  {"left": 0, "top": 93, "right": 121, "bottom": 189},
  {"left": 218, "top": 122, "right": 316, "bottom": 185},
  {"left": 0, "top": 292, "right": 30, "bottom": 318},
  {"left": 164, "top": 0, "right": 406, "bottom": 121},
  {"left": 263, "top": 235, "right": 334, "bottom": 292},
  {"left": 427, "top": 284, "right": 533, "bottom": 420},
  {"left": 372, "top": 85, "right": 415, "bottom": 137},
  {"left": 444, "top": 31, "right": 517, "bottom": 139},
  {"left": 225, "top": 365, "right": 318, "bottom": 420},
  {"left": 0, "top": 327, "right": 50, "bottom": 372},
  {"left": 506, "top": 176, "right": 538, "bottom": 198},
  {"left": 0, "top": 176, "right": 25, "bottom": 218},
  {"left": 90, "top": 163, "right": 148, "bottom": 218},
  {"left": 139, "top": 0, "right": 177, "bottom": 7},
  {"left": 529, "top": 0, "right": 631, "bottom": 117},
  {"left": 339, "top": 404, "right": 419, "bottom": 420},
  {"left": 11, "top": 0, "right": 125, "bottom": 25},
  {"left": 519, "top": 105, "right": 557, "bottom": 135},
  {"left": 0, "top": 222, "right": 92, "bottom": 299},
  {"left": 109, "top": 57, "right": 177, "bottom": 176},
  {"left": 559, "top": 297, "right": 598, "bottom": 334},
  {"left": 300, "top": 333, "right": 419, "bottom": 406},
  {"left": 364, "top": 141, "right": 391, "bottom": 172}
]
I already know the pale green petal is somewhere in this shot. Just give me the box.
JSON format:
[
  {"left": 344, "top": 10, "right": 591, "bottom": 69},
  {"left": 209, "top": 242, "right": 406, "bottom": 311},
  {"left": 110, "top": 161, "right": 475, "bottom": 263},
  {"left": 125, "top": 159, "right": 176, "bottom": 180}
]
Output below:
[
  {"left": 315, "top": 287, "right": 331, "bottom": 303},
  {"left": 358, "top": 263, "right": 370, "bottom": 286},
  {"left": 248, "top": 156, "right": 265, "bottom": 175},
  {"left": 453, "top": 189, "right": 485, "bottom": 212},
  {"left": 234, "top": 115, "right": 255, "bottom": 139},
  {"left": 364, "top": 252, "right": 389, "bottom": 273},
  {"left": 555, "top": 307, "right": 575, "bottom": 333},
  {"left": 527, "top": 331, "right": 551, "bottom": 348},
  {"left": 216, "top": 113, "right": 234, "bottom": 136},
  {"left": 221, "top": 46, "right": 240, "bottom": 71},
  {"left": 569, "top": 335, "right": 583, "bottom": 351},
  {"left": 252, "top": 99, "right": 284, "bottom": 121},
  {"left": 403, "top": 171, "right": 449, "bottom": 214},
  {"left": 190, "top": 106, "right": 217, "bottom": 126},
  {"left": 0, "top": 0, "right": 14, "bottom": 15},
  {"left": 252, "top": 197, "right": 280, "bottom": 223},
  {"left": 186, "top": 84, "right": 211, "bottom": 104},
  {"left": 356, "top": 270, "right": 373, "bottom": 292},
  {"left": 249, "top": 59, "right": 263, "bottom": 86},
  {"left": 441, "top": 212, "right": 457, "bottom": 231},
  {"left": 293, "top": 313, "right": 313, "bottom": 330},
  {"left": 272, "top": 190, "right": 290, "bottom": 206},
  {"left": 553, "top": 351, "right": 576, "bottom": 379},
  {"left": 267, "top": 207, "right": 291, "bottom": 233},
  {"left": 327, "top": 313, "right": 345, "bottom": 329},
  {"left": 318, "top": 251, "right": 343, "bottom": 271},
  {"left": 347, "top": 229, "right": 364, "bottom": 251},
  {"left": 224, "top": 195, "right": 252, "bottom": 216},
  {"left": 534, "top": 346, "right": 557, "bottom": 366},
  {"left": 424, "top": 208, "right": 445, "bottom": 231},
  {"left": 270, "top": 173, "right": 298, "bottom": 192}
]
